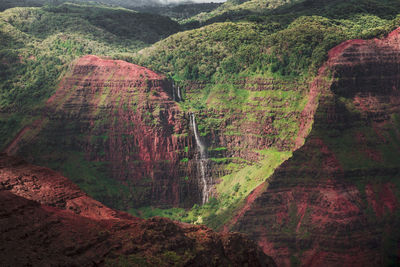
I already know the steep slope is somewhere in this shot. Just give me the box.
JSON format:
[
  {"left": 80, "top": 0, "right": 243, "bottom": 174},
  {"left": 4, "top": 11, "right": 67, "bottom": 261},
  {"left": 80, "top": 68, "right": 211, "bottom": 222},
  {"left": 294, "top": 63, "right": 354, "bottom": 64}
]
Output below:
[
  {"left": 4, "top": 55, "right": 201, "bottom": 208},
  {"left": 228, "top": 28, "right": 400, "bottom": 266},
  {"left": 0, "top": 152, "right": 124, "bottom": 219},
  {"left": 131, "top": 1, "right": 400, "bottom": 227},
  {"left": 3, "top": 0, "right": 400, "bottom": 232},
  {"left": 43, "top": 3, "right": 180, "bottom": 44},
  {"left": 0, "top": 0, "right": 45, "bottom": 11},
  {"left": 0, "top": 3, "right": 179, "bottom": 148},
  {"left": 0, "top": 153, "right": 276, "bottom": 266}
]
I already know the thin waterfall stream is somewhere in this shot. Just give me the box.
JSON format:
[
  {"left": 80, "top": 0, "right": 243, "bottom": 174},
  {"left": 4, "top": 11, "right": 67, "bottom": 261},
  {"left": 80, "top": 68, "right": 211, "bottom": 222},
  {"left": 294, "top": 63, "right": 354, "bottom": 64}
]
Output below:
[
  {"left": 172, "top": 81, "right": 182, "bottom": 102},
  {"left": 190, "top": 113, "right": 210, "bottom": 204},
  {"left": 177, "top": 85, "right": 182, "bottom": 101}
]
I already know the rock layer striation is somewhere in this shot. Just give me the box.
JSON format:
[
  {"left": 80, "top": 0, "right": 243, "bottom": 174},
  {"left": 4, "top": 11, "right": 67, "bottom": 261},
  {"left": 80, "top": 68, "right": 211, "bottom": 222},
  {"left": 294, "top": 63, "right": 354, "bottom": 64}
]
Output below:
[
  {"left": 4, "top": 55, "right": 203, "bottom": 208},
  {"left": 0, "top": 153, "right": 275, "bottom": 267},
  {"left": 229, "top": 28, "right": 400, "bottom": 266}
]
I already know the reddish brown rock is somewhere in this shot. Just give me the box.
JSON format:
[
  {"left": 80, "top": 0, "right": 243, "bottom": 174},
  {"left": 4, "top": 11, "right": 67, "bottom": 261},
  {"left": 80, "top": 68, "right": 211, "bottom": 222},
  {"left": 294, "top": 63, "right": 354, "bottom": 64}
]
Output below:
[
  {"left": 0, "top": 153, "right": 275, "bottom": 266},
  {"left": 4, "top": 55, "right": 201, "bottom": 208},
  {"left": 228, "top": 28, "right": 400, "bottom": 266},
  {"left": 0, "top": 153, "right": 126, "bottom": 220},
  {"left": 3, "top": 53, "right": 311, "bottom": 210}
]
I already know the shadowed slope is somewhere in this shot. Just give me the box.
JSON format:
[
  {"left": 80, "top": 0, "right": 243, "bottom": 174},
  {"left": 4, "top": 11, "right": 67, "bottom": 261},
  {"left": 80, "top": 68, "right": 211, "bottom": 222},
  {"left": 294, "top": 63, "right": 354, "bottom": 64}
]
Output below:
[
  {"left": 0, "top": 153, "right": 276, "bottom": 266},
  {"left": 229, "top": 28, "right": 400, "bottom": 266},
  {"left": 4, "top": 55, "right": 198, "bottom": 209}
]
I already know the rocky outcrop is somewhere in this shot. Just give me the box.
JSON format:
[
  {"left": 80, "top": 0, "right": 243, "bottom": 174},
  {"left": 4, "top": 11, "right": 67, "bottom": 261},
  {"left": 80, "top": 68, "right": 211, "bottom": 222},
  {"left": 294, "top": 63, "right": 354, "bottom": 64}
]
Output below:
[
  {"left": 0, "top": 153, "right": 276, "bottom": 267},
  {"left": 4, "top": 55, "right": 205, "bottom": 208},
  {"left": 3, "top": 53, "right": 310, "bottom": 210},
  {"left": 2, "top": 45, "right": 315, "bottom": 212},
  {"left": 0, "top": 153, "right": 128, "bottom": 220},
  {"left": 228, "top": 28, "right": 400, "bottom": 266}
]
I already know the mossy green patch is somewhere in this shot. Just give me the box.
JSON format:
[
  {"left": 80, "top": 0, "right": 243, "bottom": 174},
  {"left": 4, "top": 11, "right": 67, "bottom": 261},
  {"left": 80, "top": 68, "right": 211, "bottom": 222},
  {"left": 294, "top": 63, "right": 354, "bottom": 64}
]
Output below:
[{"left": 48, "top": 151, "right": 130, "bottom": 210}]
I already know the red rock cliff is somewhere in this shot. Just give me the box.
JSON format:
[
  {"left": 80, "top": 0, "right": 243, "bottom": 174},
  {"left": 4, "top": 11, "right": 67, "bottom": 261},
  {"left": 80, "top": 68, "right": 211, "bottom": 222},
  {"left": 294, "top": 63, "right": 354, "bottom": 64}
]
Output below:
[
  {"left": 4, "top": 55, "right": 203, "bottom": 208},
  {"left": 0, "top": 153, "right": 276, "bottom": 266},
  {"left": 228, "top": 28, "right": 400, "bottom": 266},
  {"left": 3, "top": 52, "right": 314, "bottom": 210}
]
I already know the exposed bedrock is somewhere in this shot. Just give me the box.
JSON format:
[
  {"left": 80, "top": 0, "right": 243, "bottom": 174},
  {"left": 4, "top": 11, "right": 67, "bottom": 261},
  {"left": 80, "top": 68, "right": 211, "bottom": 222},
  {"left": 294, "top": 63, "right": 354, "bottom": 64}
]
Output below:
[
  {"left": 4, "top": 55, "right": 203, "bottom": 208},
  {"left": 0, "top": 153, "right": 127, "bottom": 220},
  {"left": 0, "top": 153, "right": 276, "bottom": 267},
  {"left": 229, "top": 29, "right": 400, "bottom": 266},
  {"left": 3, "top": 53, "right": 310, "bottom": 209}
]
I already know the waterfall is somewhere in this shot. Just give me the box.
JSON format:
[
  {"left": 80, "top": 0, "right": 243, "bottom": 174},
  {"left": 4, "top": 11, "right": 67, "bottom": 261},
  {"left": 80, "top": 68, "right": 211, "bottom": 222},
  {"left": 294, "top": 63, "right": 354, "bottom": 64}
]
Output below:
[
  {"left": 172, "top": 81, "right": 181, "bottom": 102},
  {"left": 177, "top": 85, "right": 182, "bottom": 101},
  {"left": 191, "top": 113, "right": 206, "bottom": 156},
  {"left": 190, "top": 113, "right": 210, "bottom": 204}
]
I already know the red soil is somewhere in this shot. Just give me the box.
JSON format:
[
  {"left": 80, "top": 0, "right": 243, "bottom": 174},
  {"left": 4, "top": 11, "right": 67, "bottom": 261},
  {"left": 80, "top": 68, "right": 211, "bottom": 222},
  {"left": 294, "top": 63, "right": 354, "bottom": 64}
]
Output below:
[{"left": 0, "top": 153, "right": 276, "bottom": 266}]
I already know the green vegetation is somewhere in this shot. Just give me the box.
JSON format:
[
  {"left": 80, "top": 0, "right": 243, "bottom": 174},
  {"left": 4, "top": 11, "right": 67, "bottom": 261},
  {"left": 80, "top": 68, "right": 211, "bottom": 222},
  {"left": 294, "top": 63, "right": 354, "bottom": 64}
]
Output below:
[
  {"left": 136, "top": 10, "right": 400, "bottom": 81},
  {"left": 0, "top": 0, "right": 167, "bottom": 12},
  {"left": 184, "top": 0, "right": 400, "bottom": 29},
  {"left": 44, "top": 3, "right": 179, "bottom": 43},
  {"left": 56, "top": 152, "right": 130, "bottom": 210},
  {"left": 210, "top": 147, "right": 227, "bottom": 152},
  {"left": 0, "top": 2, "right": 178, "bottom": 149},
  {"left": 128, "top": 0, "right": 400, "bottom": 229},
  {"left": 182, "top": 0, "right": 300, "bottom": 26},
  {"left": 197, "top": 149, "right": 291, "bottom": 229},
  {"left": 2, "top": 0, "right": 400, "bottom": 233},
  {"left": 129, "top": 206, "right": 187, "bottom": 221},
  {"left": 135, "top": 21, "right": 271, "bottom": 80},
  {"left": 0, "top": 2, "right": 179, "bottom": 209},
  {"left": 137, "top": 2, "right": 223, "bottom": 23},
  {"left": 132, "top": 0, "right": 400, "bottom": 155},
  {"left": 130, "top": 149, "right": 291, "bottom": 230},
  {"left": 0, "top": 0, "right": 48, "bottom": 11}
]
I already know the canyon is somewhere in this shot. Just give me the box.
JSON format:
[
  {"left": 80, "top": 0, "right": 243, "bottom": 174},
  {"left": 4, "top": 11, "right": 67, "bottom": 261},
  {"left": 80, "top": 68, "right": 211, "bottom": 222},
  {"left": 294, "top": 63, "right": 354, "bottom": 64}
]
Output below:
[
  {"left": 0, "top": 153, "right": 275, "bottom": 266},
  {"left": 1, "top": 5, "right": 400, "bottom": 265},
  {"left": 4, "top": 52, "right": 308, "bottom": 213}
]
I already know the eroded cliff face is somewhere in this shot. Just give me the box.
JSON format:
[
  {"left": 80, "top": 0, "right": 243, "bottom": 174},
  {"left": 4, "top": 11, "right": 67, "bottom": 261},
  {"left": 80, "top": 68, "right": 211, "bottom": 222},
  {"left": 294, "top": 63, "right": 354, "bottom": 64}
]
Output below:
[
  {"left": 4, "top": 55, "right": 205, "bottom": 208},
  {"left": 0, "top": 153, "right": 276, "bottom": 266},
  {"left": 228, "top": 29, "right": 400, "bottom": 266},
  {"left": 3, "top": 53, "right": 310, "bottom": 211},
  {"left": 182, "top": 77, "right": 309, "bottom": 160}
]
